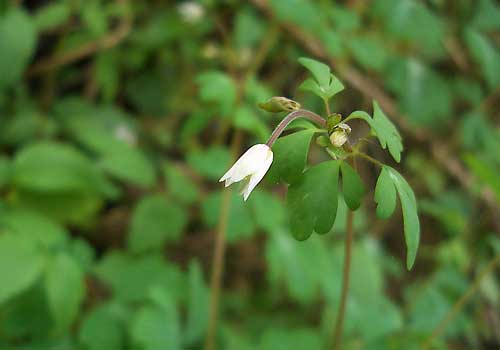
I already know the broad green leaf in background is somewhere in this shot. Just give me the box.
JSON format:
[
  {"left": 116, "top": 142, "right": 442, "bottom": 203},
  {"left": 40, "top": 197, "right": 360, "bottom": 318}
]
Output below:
[
  {"left": 233, "top": 105, "right": 270, "bottom": 142},
  {"left": 187, "top": 146, "right": 231, "bottom": 181},
  {"left": 372, "top": 0, "right": 445, "bottom": 57},
  {"left": 248, "top": 190, "right": 286, "bottom": 233},
  {"left": 266, "top": 229, "right": 330, "bottom": 304},
  {"left": 386, "top": 57, "right": 452, "bottom": 126},
  {"left": 259, "top": 328, "right": 323, "bottom": 350},
  {"left": 79, "top": 303, "right": 126, "bottom": 350},
  {"left": 94, "top": 252, "right": 186, "bottom": 303},
  {"left": 128, "top": 195, "right": 187, "bottom": 253},
  {"left": 340, "top": 161, "right": 365, "bottom": 210},
  {"left": 12, "top": 141, "right": 109, "bottom": 195},
  {"left": 266, "top": 129, "right": 315, "bottom": 184},
  {"left": 163, "top": 163, "right": 200, "bottom": 205},
  {"left": 348, "top": 35, "right": 388, "bottom": 72},
  {"left": 287, "top": 161, "right": 340, "bottom": 240},
  {"left": 197, "top": 71, "right": 237, "bottom": 116},
  {"left": 374, "top": 167, "right": 397, "bottom": 219},
  {"left": 202, "top": 191, "right": 256, "bottom": 242},
  {"left": 56, "top": 105, "right": 156, "bottom": 188},
  {"left": 463, "top": 153, "right": 500, "bottom": 202},
  {"left": 0, "top": 282, "right": 53, "bottom": 339},
  {"left": 269, "top": 0, "right": 324, "bottom": 35},
  {"left": 130, "top": 289, "right": 181, "bottom": 350},
  {"left": 0, "top": 234, "right": 45, "bottom": 304},
  {"left": 183, "top": 260, "right": 209, "bottom": 346},
  {"left": 471, "top": 0, "right": 500, "bottom": 31},
  {"left": 464, "top": 27, "right": 500, "bottom": 91},
  {"left": 0, "top": 8, "right": 36, "bottom": 90},
  {"left": 0, "top": 209, "right": 68, "bottom": 249},
  {"left": 44, "top": 253, "right": 85, "bottom": 334},
  {"left": 298, "top": 57, "right": 344, "bottom": 101},
  {"left": 33, "top": 2, "right": 71, "bottom": 31}
]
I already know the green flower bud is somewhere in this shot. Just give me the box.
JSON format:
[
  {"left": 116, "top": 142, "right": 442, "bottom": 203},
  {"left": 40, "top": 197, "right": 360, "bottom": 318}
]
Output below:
[
  {"left": 258, "top": 97, "right": 301, "bottom": 113},
  {"left": 329, "top": 123, "right": 351, "bottom": 147},
  {"left": 327, "top": 113, "right": 342, "bottom": 133}
]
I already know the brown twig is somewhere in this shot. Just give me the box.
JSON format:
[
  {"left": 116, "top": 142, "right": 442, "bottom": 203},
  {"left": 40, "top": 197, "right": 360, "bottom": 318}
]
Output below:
[
  {"left": 26, "top": 1, "right": 131, "bottom": 77},
  {"left": 204, "top": 131, "right": 243, "bottom": 350}
]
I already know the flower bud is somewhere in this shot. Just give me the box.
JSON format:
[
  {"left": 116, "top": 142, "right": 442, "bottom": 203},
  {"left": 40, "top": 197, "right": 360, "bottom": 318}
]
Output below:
[
  {"left": 329, "top": 123, "right": 351, "bottom": 147},
  {"left": 258, "top": 97, "right": 301, "bottom": 113}
]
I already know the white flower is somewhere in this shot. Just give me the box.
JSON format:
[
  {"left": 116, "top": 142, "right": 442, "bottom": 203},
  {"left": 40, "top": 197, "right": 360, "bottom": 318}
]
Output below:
[
  {"left": 219, "top": 144, "right": 273, "bottom": 201},
  {"left": 178, "top": 2, "right": 204, "bottom": 23}
]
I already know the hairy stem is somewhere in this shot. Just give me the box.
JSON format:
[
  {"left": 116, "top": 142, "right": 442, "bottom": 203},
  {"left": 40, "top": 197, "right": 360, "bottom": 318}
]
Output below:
[
  {"left": 421, "top": 254, "right": 500, "bottom": 349},
  {"left": 266, "top": 109, "right": 326, "bottom": 147},
  {"left": 205, "top": 131, "right": 243, "bottom": 350},
  {"left": 332, "top": 201, "right": 355, "bottom": 350}
]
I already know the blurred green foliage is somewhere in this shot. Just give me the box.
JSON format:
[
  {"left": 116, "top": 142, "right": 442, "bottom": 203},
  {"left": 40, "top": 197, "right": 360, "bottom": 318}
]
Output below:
[{"left": 0, "top": 0, "right": 499, "bottom": 349}]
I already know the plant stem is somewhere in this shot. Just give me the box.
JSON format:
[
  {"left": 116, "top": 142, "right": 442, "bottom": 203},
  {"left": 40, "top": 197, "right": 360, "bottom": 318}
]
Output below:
[
  {"left": 421, "top": 254, "right": 500, "bottom": 349},
  {"left": 205, "top": 131, "right": 243, "bottom": 350},
  {"left": 353, "top": 151, "right": 385, "bottom": 168},
  {"left": 266, "top": 109, "right": 326, "bottom": 147},
  {"left": 333, "top": 209, "right": 355, "bottom": 350},
  {"left": 323, "top": 98, "right": 331, "bottom": 116}
]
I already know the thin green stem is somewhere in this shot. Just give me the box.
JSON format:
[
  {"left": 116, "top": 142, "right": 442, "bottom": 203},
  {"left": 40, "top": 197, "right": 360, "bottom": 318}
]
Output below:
[
  {"left": 353, "top": 151, "right": 385, "bottom": 168},
  {"left": 323, "top": 98, "right": 331, "bottom": 116},
  {"left": 332, "top": 209, "right": 354, "bottom": 350}
]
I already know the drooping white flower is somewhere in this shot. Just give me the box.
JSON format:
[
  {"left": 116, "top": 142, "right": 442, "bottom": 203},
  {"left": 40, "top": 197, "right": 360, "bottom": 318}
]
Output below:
[{"left": 219, "top": 144, "right": 273, "bottom": 201}]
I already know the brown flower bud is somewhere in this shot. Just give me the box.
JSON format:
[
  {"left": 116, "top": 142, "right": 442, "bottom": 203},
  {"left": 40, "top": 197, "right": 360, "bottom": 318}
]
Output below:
[{"left": 258, "top": 97, "right": 301, "bottom": 113}]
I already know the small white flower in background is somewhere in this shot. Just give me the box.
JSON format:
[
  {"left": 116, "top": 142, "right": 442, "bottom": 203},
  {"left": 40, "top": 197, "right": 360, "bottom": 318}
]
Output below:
[
  {"left": 178, "top": 1, "right": 204, "bottom": 23},
  {"left": 219, "top": 144, "right": 273, "bottom": 201},
  {"left": 114, "top": 124, "right": 137, "bottom": 146}
]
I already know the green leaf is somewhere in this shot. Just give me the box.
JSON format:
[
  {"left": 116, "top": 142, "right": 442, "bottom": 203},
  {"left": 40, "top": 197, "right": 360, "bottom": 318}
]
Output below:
[
  {"left": 45, "top": 253, "right": 85, "bottom": 334},
  {"left": 12, "top": 141, "right": 109, "bottom": 195},
  {"left": 249, "top": 190, "right": 286, "bottom": 232},
  {"left": 464, "top": 27, "right": 500, "bottom": 90},
  {"left": 197, "top": 71, "right": 237, "bottom": 116},
  {"left": 0, "top": 209, "right": 68, "bottom": 249},
  {"left": 266, "top": 229, "right": 330, "bottom": 304},
  {"left": 94, "top": 252, "right": 186, "bottom": 302},
  {"left": 79, "top": 303, "right": 126, "bottom": 350},
  {"left": 266, "top": 129, "right": 315, "bottom": 184},
  {"left": 187, "top": 146, "right": 231, "bottom": 181},
  {"left": 386, "top": 166, "right": 420, "bottom": 269},
  {"left": 130, "top": 290, "right": 181, "bottom": 350},
  {"left": 0, "top": 234, "right": 45, "bottom": 304},
  {"left": 0, "top": 9, "right": 36, "bottom": 90},
  {"left": 34, "top": 2, "right": 71, "bottom": 31},
  {"left": 298, "top": 57, "right": 331, "bottom": 88},
  {"left": 184, "top": 260, "right": 209, "bottom": 346},
  {"left": 202, "top": 191, "right": 256, "bottom": 242},
  {"left": 385, "top": 57, "right": 452, "bottom": 125},
  {"left": 340, "top": 162, "right": 365, "bottom": 210},
  {"left": 374, "top": 167, "right": 397, "bottom": 219},
  {"left": 260, "top": 328, "right": 323, "bottom": 350},
  {"left": 163, "top": 163, "right": 200, "bottom": 205},
  {"left": 128, "top": 195, "right": 187, "bottom": 253},
  {"left": 287, "top": 161, "right": 340, "bottom": 240},
  {"left": 0, "top": 156, "right": 11, "bottom": 189},
  {"left": 298, "top": 57, "right": 344, "bottom": 100},
  {"left": 349, "top": 101, "right": 403, "bottom": 162},
  {"left": 471, "top": 0, "right": 500, "bottom": 31}
]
